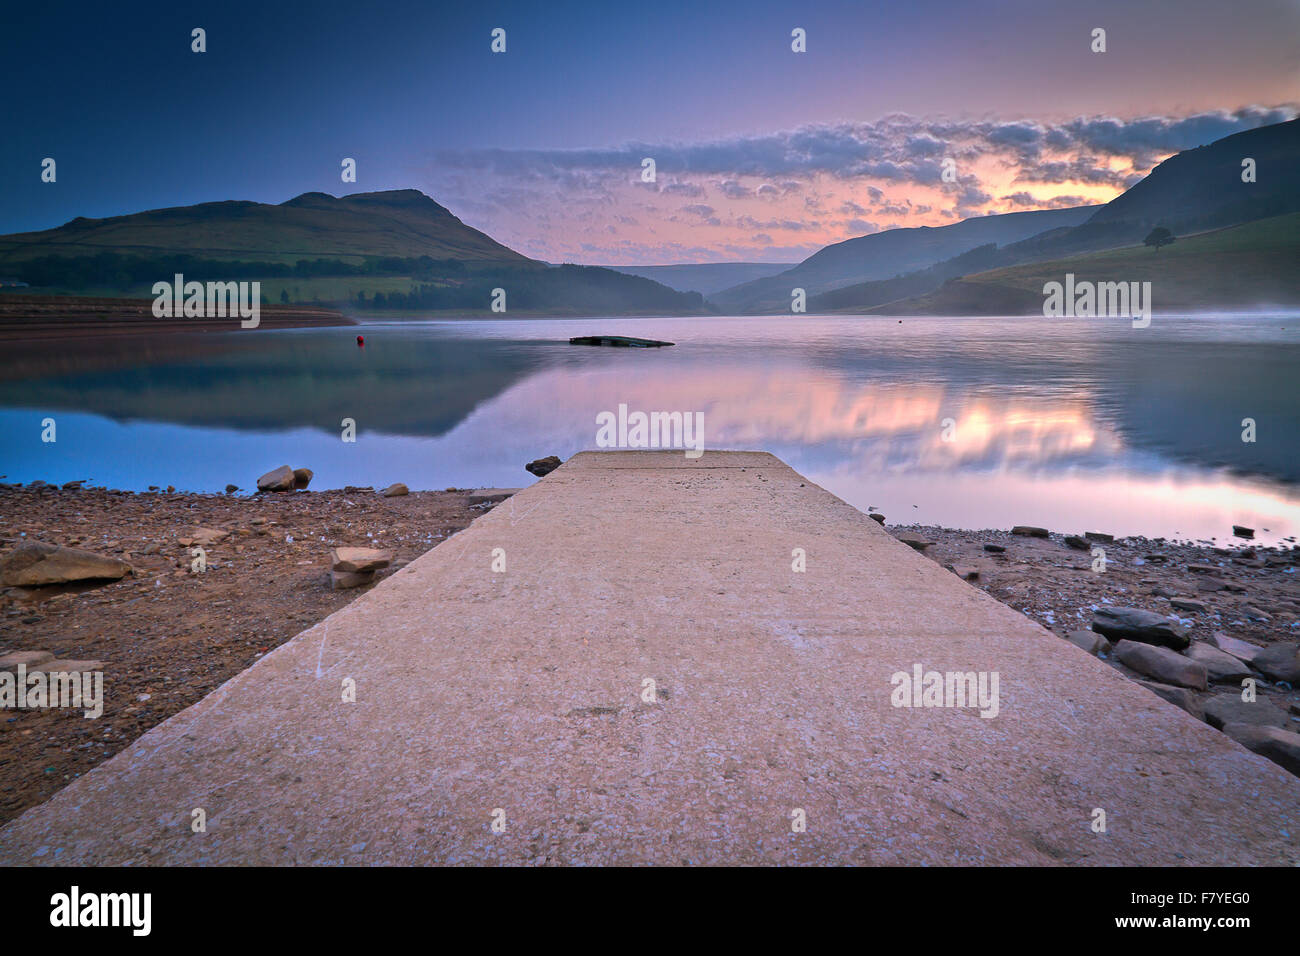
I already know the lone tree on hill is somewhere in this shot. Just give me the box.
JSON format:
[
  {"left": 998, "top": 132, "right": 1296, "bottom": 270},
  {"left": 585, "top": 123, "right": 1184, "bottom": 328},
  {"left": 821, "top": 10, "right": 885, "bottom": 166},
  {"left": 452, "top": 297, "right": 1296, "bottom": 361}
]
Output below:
[{"left": 1144, "top": 226, "right": 1176, "bottom": 252}]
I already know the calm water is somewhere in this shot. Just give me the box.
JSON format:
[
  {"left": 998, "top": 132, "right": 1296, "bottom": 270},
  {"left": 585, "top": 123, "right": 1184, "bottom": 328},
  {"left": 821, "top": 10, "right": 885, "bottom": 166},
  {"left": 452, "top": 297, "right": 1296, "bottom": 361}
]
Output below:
[{"left": 2, "top": 314, "right": 1298, "bottom": 544}]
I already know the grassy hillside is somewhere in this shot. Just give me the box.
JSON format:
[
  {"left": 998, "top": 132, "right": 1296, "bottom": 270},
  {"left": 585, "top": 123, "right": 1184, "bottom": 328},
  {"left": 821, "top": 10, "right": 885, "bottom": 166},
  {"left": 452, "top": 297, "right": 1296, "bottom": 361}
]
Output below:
[
  {"left": 0, "top": 190, "right": 527, "bottom": 266},
  {"left": 868, "top": 213, "right": 1300, "bottom": 315},
  {"left": 0, "top": 189, "right": 710, "bottom": 315},
  {"left": 710, "top": 205, "right": 1099, "bottom": 313}
]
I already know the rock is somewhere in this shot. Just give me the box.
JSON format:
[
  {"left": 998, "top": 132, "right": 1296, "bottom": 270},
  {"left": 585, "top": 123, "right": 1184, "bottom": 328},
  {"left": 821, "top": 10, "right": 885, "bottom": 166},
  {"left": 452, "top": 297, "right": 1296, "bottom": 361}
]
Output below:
[
  {"left": 330, "top": 569, "right": 375, "bottom": 590},
  {"left": 1066, "top": 630, "right": 1110, "bottom": 655},
  {"left": 1136, "top": 681, "right": 1204, "bottom": 721},
  {"left": 1232, "top": 525, "right": 1255, "bottom": 539},
  {"left": 1251, "top": 643, "right": 1300, "bottom": 683},
  {"left": 982, "top": 543, "right": 1005, "bottom": 553},
  {"left": 1187, "top": 563, "right": 1221, "bottom": 574},
  {"left": 257, "top": 465, "right": 295, "bottom": 492},
  {"left": 1113, "top": 640, "right": 1207, "bottom": 689},
  {"left": 868, "top": 513, "right": 885, "bottom": 524},
  {"left": 526, "top": 455, "right": 562, "bottom": 477},
  {"left": 1210, "top": 631, "right": 1264, "bottom": 664},
  {"left": 0, "top": 650, "right": 54, "bottom": 672},
  {"left": 468, "top": 489, "right": 520, "bottom": 505},
  {"left": 1085, "top": 531, "right": 1114, "bottom": 543},
  {"left": 293, "top": 468, "right": 313, "bottom": 490},
  {"left": 330, "top": 547, "right": 393, "bottom": 573},
  {"left": 1203, "top": 693, "right": 1288, "bottom": 730},
  {"left": 1239, "top": 604, "right": 1271, "bottom": 622},
  {"left": 1169, "top": 597, "right": 1207, "bottom": 612},
  {"left": 1185, "top": 642, "right": 1254, "bottom": 682},
  {"left": 28, "top": 658, "right": 107, "bottom": 673},
  {"left": 225, "top": 484, "right": 239, "bottom": 494},
  {"left": 1091, "top": 607, "right": 1190, "bottom": 650},
  {"left": 895, "top": 533, "right": 933, "bottom": 551},
  {"left": 0, "top": 541, "right": 131, "bottom": 587},
  {"left": 1063, "top": 535, "right": 1089, "bottom": 551},
  {"left": 949, "top": 565, "right": 979, "bottom": 581},
  {"left": 188, "top": 528, "right": 228, "bottom": 547},
  {"left": 1011, "top": 526, "right": 1049, "bottom": 538},
  {"left": 1219, "top": 724, "right": 1300, "bottom": 776},
  {"left": 381, "top": 483, "right": 409, "bottom": 497}
]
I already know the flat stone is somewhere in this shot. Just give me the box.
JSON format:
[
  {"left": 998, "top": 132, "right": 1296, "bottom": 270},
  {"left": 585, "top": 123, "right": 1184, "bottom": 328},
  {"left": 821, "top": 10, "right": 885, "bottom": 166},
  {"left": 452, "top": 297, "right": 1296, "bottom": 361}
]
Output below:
[
  {"left": 1011, "top": 526, "right": 1049, "bottom": 538},
  {"left": 0, "top": 650, "right": 54, "bottom": 672},
  {"left": 1114, "top": 640, "right": 1207, "bottom": 689},
  {"left": 1209, "top": 633, "right": 1264, "bottom": 667},
  {"left": 467, "top": 489, "right": 521, "bottom": 505},
  {"left": 1203, "top": 693, "right": 1288, "bottom": 730},
  {"left": 1220, "top": 725, "right": 1300, "bottom": 777},
  {"left": 188, "top": 528, "right": 229, "bottom": 547},
  {"left": 1187, "top": 563, "right": 1222, "bottom": 574},
  {"left": 1066, "top": 630, "right": 1110, "bottom": 655},
  {"left": 256, "top": 465, "right": 295, "bottom": 492},
  {"left": 1251, "top": 643, "right": 1300, "bottom": 684},
  {"left": 1232, "top": 526, "right": 1255, "bottom": 539},
  {"left": 895, "top": 533, "right": 933, "bottom": 551},
  {"left": 1063, "top": 535, "right": 1090, "bottom": 551},
  {"left": 381, "top": 483, "right": 409, "bottom": 497},
  {"left": 1170, "top": 597, "right": 1208, "bottom": 612},
  {"left": 0, "top": 542, "right": 131, "bottom": 587},
  {"left": 982, "top": 543, "right": 1005, "bottom": 553},
  {"left": 330, "top": 569, "right": 375, "bottom": 590},
  {"left": 1, "top": 450, "right": 1296, "bottom": 866},
  {"left": 1185, "top": 642, "right": 1254, "bottom": 682},
  {"left": 1136, "top": 681, "right": 1204, "bottom": 721},
  {"left": 330, "top": 548, "right": 393, "bottom": 574},
  {"left": 1084, "top": 532, "right": 1114, "bottom": 543},
  {"left": 1091, "top": 607, "right": 1190, "bottom": 650}
]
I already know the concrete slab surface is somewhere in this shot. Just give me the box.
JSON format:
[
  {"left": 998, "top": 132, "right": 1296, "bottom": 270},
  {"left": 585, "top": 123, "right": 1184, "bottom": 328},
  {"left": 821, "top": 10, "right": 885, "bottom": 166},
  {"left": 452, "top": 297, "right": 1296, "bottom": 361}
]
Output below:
[{"left": 1, "top": 451, "right": 1296, "bottom": 865}]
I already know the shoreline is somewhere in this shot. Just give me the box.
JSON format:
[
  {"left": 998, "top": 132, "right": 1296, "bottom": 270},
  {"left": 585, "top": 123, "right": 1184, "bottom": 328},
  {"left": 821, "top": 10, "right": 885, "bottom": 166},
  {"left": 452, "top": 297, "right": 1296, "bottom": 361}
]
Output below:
[{"left": 1, "top": 483, "right": 1297, "bottom": 825}]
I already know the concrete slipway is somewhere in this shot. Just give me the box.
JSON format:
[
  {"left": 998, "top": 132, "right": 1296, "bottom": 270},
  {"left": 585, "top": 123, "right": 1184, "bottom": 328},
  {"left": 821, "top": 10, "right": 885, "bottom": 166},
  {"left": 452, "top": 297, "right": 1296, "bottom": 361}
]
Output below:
[{"left": 1, "top": 452, "right": 1296, "bottom": 865}]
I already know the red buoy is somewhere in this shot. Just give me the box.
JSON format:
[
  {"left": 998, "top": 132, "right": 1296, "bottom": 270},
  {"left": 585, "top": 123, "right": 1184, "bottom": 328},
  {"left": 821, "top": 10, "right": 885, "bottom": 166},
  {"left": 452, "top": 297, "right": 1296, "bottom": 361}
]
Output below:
[{"left": 356, "top": 335, "right": 365, "bottom": 347}]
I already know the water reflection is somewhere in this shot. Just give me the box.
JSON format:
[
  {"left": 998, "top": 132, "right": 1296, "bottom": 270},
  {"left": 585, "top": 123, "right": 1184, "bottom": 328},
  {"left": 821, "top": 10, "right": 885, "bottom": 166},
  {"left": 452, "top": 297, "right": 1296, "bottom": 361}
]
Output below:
[{"left": 0, "top": 315, "right": 1296, "bottom": 543}]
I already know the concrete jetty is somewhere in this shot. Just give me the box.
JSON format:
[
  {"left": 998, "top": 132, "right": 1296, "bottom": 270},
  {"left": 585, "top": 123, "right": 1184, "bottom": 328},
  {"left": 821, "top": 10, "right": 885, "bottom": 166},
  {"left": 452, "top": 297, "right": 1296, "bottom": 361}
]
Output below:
[{"left": 1, "top": 451, "right": 1296, "bottom": 865}]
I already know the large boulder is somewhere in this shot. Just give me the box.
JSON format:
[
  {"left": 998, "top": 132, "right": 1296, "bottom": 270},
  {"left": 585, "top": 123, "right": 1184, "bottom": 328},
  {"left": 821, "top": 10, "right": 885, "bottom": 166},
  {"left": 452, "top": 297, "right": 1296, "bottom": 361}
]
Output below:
[
  {"left": 526, "top": 455, "right": 562, "bottom": 478},
  {"left": 1202, "top": 692, "right": 1288, "bottom": 729},
  {"left": 1210, "top": 631, "right": 1264, "bottom": 665},
  {"left": 381, "top": 483, "right": 409, "bottom": 497},
  {"left": 293, "top": 468, "right": 314, "bottom": 490},
  {"left": 257, "top": 465, "right": 296, "bottom": 492},
  {"left": 1251, "top": 643, "right": 1300, "bottom": 684},
  {"left": 0, "top": 541, "right": 130, "bottom": 587},
  {"left": 1220, "top": 724, "right": 1300, "bottom": 776},
  {"left": 1113, "top": 640, "right": 1207, "bottom": 689},
  {"left": 1092, "top": 607, "right": 1190, "bottom": 650}
]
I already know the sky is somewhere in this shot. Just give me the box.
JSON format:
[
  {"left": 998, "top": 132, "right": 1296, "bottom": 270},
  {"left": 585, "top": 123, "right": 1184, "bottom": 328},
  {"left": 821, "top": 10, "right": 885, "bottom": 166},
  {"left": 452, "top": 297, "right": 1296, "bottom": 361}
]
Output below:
[{"left": 3, "top": 0, "right": 1297, "bottom": 265}]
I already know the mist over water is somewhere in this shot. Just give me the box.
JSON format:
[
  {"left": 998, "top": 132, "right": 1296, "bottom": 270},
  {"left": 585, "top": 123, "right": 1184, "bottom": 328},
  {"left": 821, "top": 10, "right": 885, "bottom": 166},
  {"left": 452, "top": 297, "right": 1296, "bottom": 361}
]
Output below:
[{"left": 2, "top": 313, "right": 1297, "bottom": 544}]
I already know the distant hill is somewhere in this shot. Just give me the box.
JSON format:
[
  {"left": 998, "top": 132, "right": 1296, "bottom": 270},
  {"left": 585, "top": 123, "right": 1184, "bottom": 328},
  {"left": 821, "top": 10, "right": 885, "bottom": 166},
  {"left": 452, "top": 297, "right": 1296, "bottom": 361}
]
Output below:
[
  {"left": 596, "top": 262, "right": 793, "bottom": 295},
  {"left": 1085, "top": 117, "right": 1300, "bottom": 235},
  {"left": 0, "top": 189, "right": 528, "bottom": 266},
  {"left": 0, "top": 189, "right": 708, "bottom": 315},
  {"left": 868, "top": 212, "right": 1300, "bottom": 315},
  {"left": 710, "top": 205, "right": 1100, "bottom": 312}
]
